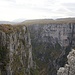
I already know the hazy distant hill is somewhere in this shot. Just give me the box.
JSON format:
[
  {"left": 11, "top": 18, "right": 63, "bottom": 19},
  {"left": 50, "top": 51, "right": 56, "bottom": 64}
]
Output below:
[
  {"left": 12, "top": 18, "right": 26, "bottom": 23},
  {"left": 20, "top": 18, "right": 75, "bottom": 25},
  {"left": 21, "top": 19, "right": 54, "bottom": 25},
  {"left": 0, "top": 21, "right": 15, "bottom": 24},
  {"left": 1, "top": 18, "right": 75, "bottom": 25},
  {"left": 56, "top": 18, "right": 75, "bottom": 21}
]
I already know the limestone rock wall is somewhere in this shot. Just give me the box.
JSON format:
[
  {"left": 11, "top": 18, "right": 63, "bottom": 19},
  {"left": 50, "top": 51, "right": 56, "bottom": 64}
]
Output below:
[
  {"left": 57, "top": 49, "right": 75, "bottom": 75},
  {"left": 0, "top": 24, "right": 33, "bottom": 75},
  {"left": 28, "top": 23, "right": 75, "bottom": 47},
  {"left": 27, "top": 23, "right": 75, "bottom": 75}
]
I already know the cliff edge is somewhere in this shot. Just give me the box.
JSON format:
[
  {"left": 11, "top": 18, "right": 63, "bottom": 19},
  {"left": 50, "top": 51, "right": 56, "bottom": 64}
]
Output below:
[
  {"left": 0, "top": 24, "right": 33, "bottom": 75},
  {"left": 57, "top": 49, "right": 75, "bottom": 75}
]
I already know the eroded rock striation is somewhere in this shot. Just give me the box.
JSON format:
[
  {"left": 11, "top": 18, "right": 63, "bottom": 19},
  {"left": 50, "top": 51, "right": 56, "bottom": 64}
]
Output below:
[
  {"left": 0, "top": 24, "right": 33, "bottom": 75},
  {"left": 57, "top": 49, "right": 75, "bottom": 75}
]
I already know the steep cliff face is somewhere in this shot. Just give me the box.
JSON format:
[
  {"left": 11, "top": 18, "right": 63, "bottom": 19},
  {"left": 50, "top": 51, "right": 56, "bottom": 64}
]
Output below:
[
  {"left": 0, "top": 24, "right": 33, "bottom": 75},
  {"left": 57, "top": 49, "right": 75, "bottom": 75},
  {"left": 26, "top": 21, "right": 75, "bottom": 75}
]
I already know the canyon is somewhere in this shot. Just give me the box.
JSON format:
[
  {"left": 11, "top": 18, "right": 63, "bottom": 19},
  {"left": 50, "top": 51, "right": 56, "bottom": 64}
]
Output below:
[
  {"left": 22, "top": 19, "right": 75, "bottom": 75},
  {"left": 0, "top": 18, "right": 75, "bottom": 75}
]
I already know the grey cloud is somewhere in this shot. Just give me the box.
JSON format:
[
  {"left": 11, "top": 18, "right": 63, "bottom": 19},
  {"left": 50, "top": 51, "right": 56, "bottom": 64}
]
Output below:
[
  {"left": 11, "top": 1, "right": 53, "bottom": 12},
  {"left": 62, "top": 3, "right": 75, "bottom": 11},
  {"left": 56, "top": 8, "right": 68, "bottom": 13},
  {"left": 2, "top": 0, "right": 16, "bottom": 3},
  {"left": 2, "top": 0, "right": 15, "bottom": 1},
  {"left": 63, "top": 3, "right": 75, "bottom": 7}
]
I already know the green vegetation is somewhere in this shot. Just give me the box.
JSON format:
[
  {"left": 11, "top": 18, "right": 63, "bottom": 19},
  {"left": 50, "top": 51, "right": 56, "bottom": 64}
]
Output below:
[
  {"left": 32, "top": 40, "right": 62, "bottom": 75},
  {"left": 30, "top": 68, "right": 39, "bottom": 75},
  {"left": 0, "top": 45, "right": 9, "bottom": 74}
]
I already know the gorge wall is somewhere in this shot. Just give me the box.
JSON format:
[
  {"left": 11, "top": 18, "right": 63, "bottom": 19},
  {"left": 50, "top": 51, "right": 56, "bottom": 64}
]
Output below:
[
  {"left": 0, "top": 24, "right": 33, "bottom": 75},
  {"left": 23, "top": 20, "right": 75, "bottom": 75}
]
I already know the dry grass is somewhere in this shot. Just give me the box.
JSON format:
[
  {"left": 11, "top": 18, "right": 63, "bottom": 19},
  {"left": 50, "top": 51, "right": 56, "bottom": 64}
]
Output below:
[
  {"left": 0, "top": 24, "right": 26, "bottom": 33},
  {"left": 0, "top": 24, "right": 13, "bottom": 33}
]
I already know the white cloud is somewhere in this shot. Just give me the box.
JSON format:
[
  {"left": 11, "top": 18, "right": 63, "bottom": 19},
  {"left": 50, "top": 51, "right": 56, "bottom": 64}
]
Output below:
[{"left": 0, "top": 0, "right": 75, "bottom": 21}]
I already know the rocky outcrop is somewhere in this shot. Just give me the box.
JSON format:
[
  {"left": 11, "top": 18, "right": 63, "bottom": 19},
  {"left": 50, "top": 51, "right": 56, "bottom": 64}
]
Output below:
[
  {"left": 57, "top": 49, "right": 75, "bottom": 75},
  {"left": 0, "top": 24, "right": 33, "bottom": 75}
]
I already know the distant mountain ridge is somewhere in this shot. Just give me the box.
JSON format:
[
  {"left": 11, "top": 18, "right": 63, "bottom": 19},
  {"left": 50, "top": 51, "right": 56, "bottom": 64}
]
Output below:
[
  {"left": 1, "top": 18, "right": 75, "bottom": 25},
  {"left": 20, "top": 18, "right": 75, "bottom": 25},
  {"left": 0, "top": 21, "right": 15, "bottom": 24}
]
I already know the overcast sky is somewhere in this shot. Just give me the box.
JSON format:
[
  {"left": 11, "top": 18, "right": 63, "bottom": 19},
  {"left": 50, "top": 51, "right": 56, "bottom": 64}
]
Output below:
[{"left": 0, "top": 0, "right": 75, "bottom": 21}]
